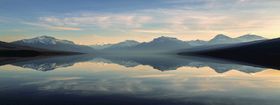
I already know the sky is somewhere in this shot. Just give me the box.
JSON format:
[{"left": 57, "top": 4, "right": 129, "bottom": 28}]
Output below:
[{"left": 1, "top": 0, "right": 280, "bottom": 45}]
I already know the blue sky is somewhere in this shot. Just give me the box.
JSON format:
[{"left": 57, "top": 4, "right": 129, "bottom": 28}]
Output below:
[{"left": 1, "top": 0, "right": 280, "bottom": 44}]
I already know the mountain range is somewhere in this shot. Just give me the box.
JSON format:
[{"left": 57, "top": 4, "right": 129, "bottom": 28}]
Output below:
[
  {"left": 0, "top": 34, "right": 268, "bottom": 57},
  {"left": 179, "top": 37, "right": 280, "bottom": 69},
  {"left": 92, "top": 34, "right": 266, "bottom": 53},
  {"left": 2, "top": 34, "right": 280, "bottom": 71},
  {"left": 207, "top": 34, "right": 265, "bottom": 45}
]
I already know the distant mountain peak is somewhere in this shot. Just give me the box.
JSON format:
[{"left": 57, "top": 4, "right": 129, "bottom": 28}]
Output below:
[
  {"left": 156, "top": 36, "right": 177, "bottom": 39},
  {"left": 20, "top": 35, "right": 75, "bottom": 45},
  {"left": 115, "top": 40, "right": 139, "bottom": 47},
  {"left": 208, "top": 34, "right": 266, "bottom": 45},
  {"left": 238, "top": 34, "right": 266, "bottom": 39},
  {"left": 121, "top": 40, "right": 139, "bottom": 44},
  {"left": 104, "top": 40, "right": 140, "bottom": 49},
  {"left": 209, "top": 34, "right": 232, "bottom": 42},
  {"left": 236, "top": 34, "right": 266, "bottom": 42},
  {"left": 187, "top": 40, "right": 207, "bottom": 47},
  {"left": 37, "top": 35, "right": 56, "bottom": 39},
  {"left": 152, "top": 36, "right": 180, "bottom": 42},
  {"left": 116, "top": 40, "right": 139, "bottom": 45},
  {"left": 213, "top": 34, "right": 231, "bottom": 39},
  {"left": 12, "top": 35, "right": 94, "bottom": 53}
]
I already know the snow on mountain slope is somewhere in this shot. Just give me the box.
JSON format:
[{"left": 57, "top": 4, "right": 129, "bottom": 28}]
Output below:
[
  {"left": 20, "top": 36, "right": 75, "bottom": 45},
  {"left": 12, "top": 36, "right": 95, "bottom": 53}
]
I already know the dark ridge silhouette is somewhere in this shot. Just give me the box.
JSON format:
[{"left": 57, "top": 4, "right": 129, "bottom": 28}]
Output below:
[
  {"left": 178, "top": 37, "right": 280, "bottom": 70},
  {"left": 0, "top": 41, "right": 82, "bottom": 57},
  {"left": 0, "top": 50, "right": 41, "bottom": 57}
]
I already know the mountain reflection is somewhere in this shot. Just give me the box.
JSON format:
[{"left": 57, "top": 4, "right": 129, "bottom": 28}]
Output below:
[
  {"left": 4, "top": 55, "right": 95, "bottom": 71},
  {"left": 93, "top": 55, "right": 265, "bottom": 73},
  {"left": 0, "top": 54, "right": 271, "bottom": 73}
]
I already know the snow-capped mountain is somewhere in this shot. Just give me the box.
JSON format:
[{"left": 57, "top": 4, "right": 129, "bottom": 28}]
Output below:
[
  {"left": 12, "top": 36, "right": 95, "bottom": 53},
  {"left": 208, "top": 34, "right": 236, "bottom": 44},
  {"left": 146, "top": 36, "right": 188, "bottom": 47},
  {"left": 12, "top": 34, "right": 265, "bottom": 54},
  {"left": 236, "top": 34, "right": 266, "bottom": 42},
  {"left": 20, "top": 36, "right": 75, "bottom": 45},
  {"left": 151, "top": 36, "right": 185, "bottom": 44},
  {"left": 107, "top": 40, "right": 140, "bottom": 49},
  {"left": 131, "top": 36, "right": 191, "bottom": 52},
  {"left": 92, "top": 40, "right": 140, "bottom": 50},
  {"left": 208, "top": 34, "right": 266, "bottom": 45},
  {"left": 128, "top": 34, "right": 265, "bottom": 52},
  {"left": 96, "top": 34, "right": 266, "bottom": 53}
]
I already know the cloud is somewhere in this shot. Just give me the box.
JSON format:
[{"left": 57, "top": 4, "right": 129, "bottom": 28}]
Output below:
[
  {"left": 39, "top": 14, "right": 153, "bottom": 29},
  {"left": 0, "top": 16, "right": 17, "bottom": 23},
  {"left": 50, "top": 26, "right": 81, "bottom": 31},
  {"left": 140, "top": 3, "right": 280, "bottom": 36},
  {"left": 36, "top": 9, "right": 235, "bottom": 35},
  {"left": 23, "top": 21, "right": 82, "bottom": 31},
  {"left": 133, "top": 29, "right": 175, "bottom": 34}
]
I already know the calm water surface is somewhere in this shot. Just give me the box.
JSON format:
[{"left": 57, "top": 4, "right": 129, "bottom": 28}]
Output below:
[{"left": 0, "top": 54, "right": 280, "bottom": 105}]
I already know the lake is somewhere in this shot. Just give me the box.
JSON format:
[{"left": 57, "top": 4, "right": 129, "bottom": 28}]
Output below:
[{"left": 0, "top": 54, "right": 280, "bottom": 105}]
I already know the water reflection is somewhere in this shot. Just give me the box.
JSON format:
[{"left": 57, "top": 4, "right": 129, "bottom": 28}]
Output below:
[
  {"left": 93, "top": 55, "right": 266, "bottom": 73},
  {"left": 12, "top": 55, "right": 95, "bottom": 71},
  {"left": 0, "top": 54, "right": 268, "bottom": 73},
  {"left": 0, "top": 54, "right": 280, "bottom": 105}
]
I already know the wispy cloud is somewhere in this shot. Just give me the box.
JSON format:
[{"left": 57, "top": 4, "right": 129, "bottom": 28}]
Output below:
[
  {"left": 39, "top": 14, "right": 153, "bottom": 29},
  {"left": 0, "top": 16, "right": 17, "bottom": 23},
  {"left": 50, "top": 26, "right": 81, "bottom": 31},
  {"left": 133, "top": 29, "right": 175, "bottom": 34},
  {"left": 22, "top": 21, "right": 82, "bottom": 31}
]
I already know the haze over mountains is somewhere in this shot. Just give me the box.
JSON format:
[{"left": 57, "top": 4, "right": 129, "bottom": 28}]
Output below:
[{"left": 101, "top": 40, "right": 140, "bottom": 50}]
